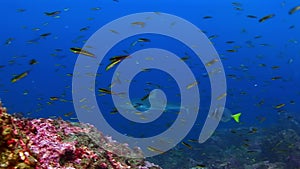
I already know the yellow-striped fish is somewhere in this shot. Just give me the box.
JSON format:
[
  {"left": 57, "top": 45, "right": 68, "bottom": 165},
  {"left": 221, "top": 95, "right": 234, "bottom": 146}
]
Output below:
[
  {"left": 109, "top": 55, "right": 130, "bottom": 62},
  {"left": 106, "top": 55, "right": 130, "bottom": 71},
  {"left": 181, "top": 141, "right": 193, "bottom": 149},
  {"left": 259, "top": 14, "right": 275, "bottom": 23},
  {"left": 98, "top": 88, "right": 114, "bottom": 95},
  {"left": 49, "top": 97, "right": 59, "bottom": 101},
  {"left": 131, "top": 21, "right": 145, "bottom": 28},
  {"left": 147, "top": 146, "right": 164, "bottom": 154},
  {"left": 11, "top": 70, "right": 30, "bottom": 83},
  {"left": 275, "top": 103, "right": 285, "bottom": 109},
  {"left": 70, "top": 47, "right": 95, "bottom": 57},
  {"left": 105, "top": 59, "right": 121, "bottom": 71},
  {"left": 186, "top": 81, "right": 199, "bottom": 89},
  {"left": 205, "top": 58, "right": 219, "bottom": 67},
  {"left": 289, "top": 5, "right": 300, "bottom": 15},
  {"left": 217, "top": 93, "right": 227, "bottom": 100}
]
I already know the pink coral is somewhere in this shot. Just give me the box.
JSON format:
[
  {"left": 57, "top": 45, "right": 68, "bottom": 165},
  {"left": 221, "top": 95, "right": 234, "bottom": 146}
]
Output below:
[{"left": 0, "top": 100, "right": 161, "bottom": 169}]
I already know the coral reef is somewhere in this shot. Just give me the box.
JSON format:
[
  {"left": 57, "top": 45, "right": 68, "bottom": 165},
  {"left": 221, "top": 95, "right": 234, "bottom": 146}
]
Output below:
[
  {"left": 2, "top": 97, "right": 299, "bottom": 169},
  {"left": 261, "top": 129, "right": 300, "bottom": 168},
  {"left": 0, "top": 101, "right": 38, "bottom": 168},
  {"left": 149, "top": 126, "right": 300, "bottom": 169},
  {"left": 0, "top": 101, "right": 161, "bottom": 169}
]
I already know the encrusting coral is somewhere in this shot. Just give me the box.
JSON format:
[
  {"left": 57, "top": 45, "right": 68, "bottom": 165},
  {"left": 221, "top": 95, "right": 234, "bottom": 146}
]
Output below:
[{"left": 0, "top": 100, "right": 161, "bottom": 169}]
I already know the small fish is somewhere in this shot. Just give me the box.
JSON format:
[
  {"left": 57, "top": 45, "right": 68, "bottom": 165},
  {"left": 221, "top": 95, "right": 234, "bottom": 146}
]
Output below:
[
  {"left": 226, "top": 41, "right": 235, "bottom": 44},
  {"left": 80, "top": 26, "right": 90, "bottom": 31},
  {"left": 271, "top": 66, "right": 280, "bottom": 69},
  {"left": 4, "top": 38, "right": 14, "bottom": 45},
  {"left": 98, "top": 88, "right": 117, "bottom": 95},
  {"left": 105, "top": 59, "right": 121, "bottom": 71},
  {"left": 259, "top": 43, "right": 270, "bottom": 47},
  {"left": 181, "top": 141, "right": 193, "bottom": 149},
  {"left": 258, "top": 14, "right": 275, "bottom": 23},
  {"left": 231, "top": 113, "right": 242, "bottom": 123},
  {"left": 227, "top": 74, "right": 237, "bottom": 79},
  {"left": 49, "top": 97, "right": 59, "bottom": 101},
  {"left": 70, "top": 47, "right": 95, "bottom": 57},
  {"left": 40, "top": 33, "right": 51, "bottom": 38},
  {"left": 32, "top": 28, "right": 40, "bottom": 31},
  {"left": 195, "top": 164, "right": 207, "bottom": 168},
  {"left": 289, "top": 25, "right": 295, "bottom": 29},
  {"left": 141, "top": 68, "right": 151, "bottom": 72},
  {"left": 240, "top": 91, "right": 247, "bottom": 95},
  {"left": 188, "top": 139, "right": 199, "bottom": 143},
  {"left": 208, "top": 35, "right": 218, "bottom": 40},
  {"left": 186, "top": 81, "right": 199, "bottom": 89},
  {"left": 289, "top": 5, "right": 300, "bottom": 15},
  {"left": 275, "top": 103, "right": 285, "bottom": 109},
  {"left": 248, "top": 127, "right": 258, "bottom": 134},
  {"left": 259, "top": 63, "right": 267, "bottom": 67},
  {"left": 44, "top": 11, "right": 61, "bottom": 17},
  {"left": 91, "top": 7, "right": 101, "bottom": 11},
  {"left": 109, "top": 55, "right": 130, "bottom": 62},
  {"left": 216, "top": 93, "right": 227, "bottom": 100},
  {"left": 138, "top": 38, "right": 151, "bottom": 42},
  {"left": 110, "top": 108, "right": 118, "bottom": 114},
  {"left": 147, "top": 146, "right": 164, "bottom": 154},
  {"left": 226, "top": 49, "right": 237, "bottom": 53},
  {"left": 271, "top": 76, "right": 282, "bottom": 80},
  {"left": 59, "top": 99, "right": 71, "bottom": 103},
  {"left": 27, "top": 37, "right": 40, "bottom": 44},
  {"left": 106, "top": 55, "right": 130, "bottom": 71},
  {"left": 180, "top": 56, "right": 189, "bottom": 61},
  {"left": 254, "top": 35, "right": 262, "bottom": 39},
  {"left": 288, "top": 39, "right": 298, "bottom": 44},
  {"left": 205, "top": 58, "right": 219, "bottom": 66},
  {"left": 17, "top": 8, "right": 26, "bottom": 12},
  {"left": 79, "top": 98, "right": 87, "bottom": 103},
  {"left": 203, "top": 16, "right": 213, "bottom": 19},
  {"left": 232, "top": 2, "right": 242, "bottom": 7},
  {"left": 234, "top": 7, "right": 243, "bottom": 11},
  {"left": 29, "top": 59, "right": 38, "bottom": 65},
  {"left": 110, "top": 29, "right": 119, "bottom": 34},
  {"left": 247, "top": 15, "right": 257, "bottom": 18},
  {"left": 131, "top": 38, "right": 151, "bottom": 46},
  {"left": 64, "top": 112, "right": 74, "bottom": 117},
  {"left": 131, "top": 21, "right": 145, "bottom": 28},
  {"left": 258, "top": 99, "right": 265, "bottom": 106},
  {"left": 11, "top": 70, "right": 30, "bottom": 83},
  {"left": 141, "top": 93, "right": 150, "bottom": 101},
  {"left": 277, "top": 109, "right": 286, "bottom": 113},
  {"left": 23, "top": 90, "right": 29, "bottom": 95}
]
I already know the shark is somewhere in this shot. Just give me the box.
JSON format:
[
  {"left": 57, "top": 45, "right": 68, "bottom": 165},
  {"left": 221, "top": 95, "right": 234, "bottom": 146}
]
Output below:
[
  {"left": 130, "top": 99, "right": 186, "bottom": 113},
  {"left": 113, "top": 89, "right": 190, "bottom": 116}
]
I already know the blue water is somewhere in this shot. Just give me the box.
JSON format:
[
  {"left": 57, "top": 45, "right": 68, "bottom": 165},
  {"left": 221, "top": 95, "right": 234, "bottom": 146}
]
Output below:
[{"left": 1, "top": 0, "right": 300, "bottom": 168}]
